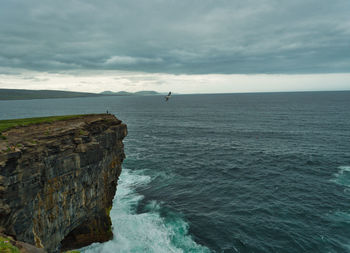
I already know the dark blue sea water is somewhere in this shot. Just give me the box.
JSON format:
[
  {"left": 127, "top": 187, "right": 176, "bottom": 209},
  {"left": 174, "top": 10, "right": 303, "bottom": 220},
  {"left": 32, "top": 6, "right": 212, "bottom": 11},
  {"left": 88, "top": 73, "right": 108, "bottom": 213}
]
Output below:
[{"left": 1, "top": 91, "right": 350, "bottom": 253}]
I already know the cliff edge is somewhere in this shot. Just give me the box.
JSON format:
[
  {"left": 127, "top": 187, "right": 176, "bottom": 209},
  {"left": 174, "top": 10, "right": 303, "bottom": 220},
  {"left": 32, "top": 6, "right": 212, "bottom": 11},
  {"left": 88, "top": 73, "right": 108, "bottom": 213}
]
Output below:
[{"left": 0, "top": 114, "right": 127, "bottom": 252}]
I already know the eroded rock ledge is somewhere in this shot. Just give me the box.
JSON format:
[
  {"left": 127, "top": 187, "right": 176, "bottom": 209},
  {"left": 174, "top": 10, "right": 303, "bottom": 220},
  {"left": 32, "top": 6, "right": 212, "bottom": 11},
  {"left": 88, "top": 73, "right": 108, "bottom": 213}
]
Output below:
[{"left": 0, "top": 114, "right": 127, "bottom": 252}]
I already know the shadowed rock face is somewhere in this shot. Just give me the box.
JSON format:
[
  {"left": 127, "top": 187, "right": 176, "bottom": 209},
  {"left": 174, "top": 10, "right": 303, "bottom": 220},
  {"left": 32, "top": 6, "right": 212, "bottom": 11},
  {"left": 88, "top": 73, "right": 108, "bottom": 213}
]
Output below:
[{"left": 0, "top": 114, "right": 127, "bottom": 252}]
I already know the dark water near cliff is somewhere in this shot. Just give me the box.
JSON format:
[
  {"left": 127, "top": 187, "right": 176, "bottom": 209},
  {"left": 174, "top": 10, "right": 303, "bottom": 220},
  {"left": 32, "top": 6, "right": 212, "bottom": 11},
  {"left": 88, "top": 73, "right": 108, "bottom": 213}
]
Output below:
[{"left": 1, "top": 91, "right": 350, "bottom": 253}]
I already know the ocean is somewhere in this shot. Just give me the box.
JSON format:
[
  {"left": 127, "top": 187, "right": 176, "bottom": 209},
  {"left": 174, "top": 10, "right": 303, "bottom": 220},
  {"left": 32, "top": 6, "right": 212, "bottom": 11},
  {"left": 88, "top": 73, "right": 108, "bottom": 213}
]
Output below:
[{"left": 0, "top": 91, "right": 350, "bottom": 253}]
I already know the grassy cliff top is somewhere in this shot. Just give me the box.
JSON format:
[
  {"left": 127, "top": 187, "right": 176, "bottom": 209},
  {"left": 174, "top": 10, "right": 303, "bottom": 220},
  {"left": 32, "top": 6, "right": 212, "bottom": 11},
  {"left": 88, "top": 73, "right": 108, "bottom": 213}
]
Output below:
[
  {"left": 0, "top": 115, "right": 87, "bottom": 134},
  {"left": 0, "top": 114, "right": 120, "bottom": 153}
]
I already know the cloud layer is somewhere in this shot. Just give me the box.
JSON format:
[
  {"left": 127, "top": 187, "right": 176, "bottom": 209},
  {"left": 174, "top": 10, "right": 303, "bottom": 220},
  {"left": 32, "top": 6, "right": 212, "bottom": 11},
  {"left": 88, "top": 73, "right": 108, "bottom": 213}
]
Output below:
[{"left": 1, "top": 0, "right": 350, "bottom": 74}]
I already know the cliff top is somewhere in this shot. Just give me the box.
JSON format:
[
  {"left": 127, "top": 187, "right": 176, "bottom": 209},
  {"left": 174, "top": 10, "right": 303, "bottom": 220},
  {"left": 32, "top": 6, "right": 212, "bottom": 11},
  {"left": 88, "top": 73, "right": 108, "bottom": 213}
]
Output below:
[
  {"left": 0, "top": 115, "right": 87, "bottom": 133},
  {"left": 0, "top": 114, "right": 121, "bottom": 154}
]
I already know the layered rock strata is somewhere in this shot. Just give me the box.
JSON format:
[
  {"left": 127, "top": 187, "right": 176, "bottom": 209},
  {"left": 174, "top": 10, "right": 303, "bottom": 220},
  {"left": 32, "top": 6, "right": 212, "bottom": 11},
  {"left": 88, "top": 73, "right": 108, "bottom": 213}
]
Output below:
[{"left": 0, "top": 114, "right": 127, "bottom": 252}]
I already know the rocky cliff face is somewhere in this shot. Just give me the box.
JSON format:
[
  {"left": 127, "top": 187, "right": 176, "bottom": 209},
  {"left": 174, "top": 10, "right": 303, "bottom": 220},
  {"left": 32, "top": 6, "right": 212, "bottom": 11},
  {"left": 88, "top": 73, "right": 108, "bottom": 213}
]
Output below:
[{"left": 0, "top": 114, "right": 127, "bottom": 252}]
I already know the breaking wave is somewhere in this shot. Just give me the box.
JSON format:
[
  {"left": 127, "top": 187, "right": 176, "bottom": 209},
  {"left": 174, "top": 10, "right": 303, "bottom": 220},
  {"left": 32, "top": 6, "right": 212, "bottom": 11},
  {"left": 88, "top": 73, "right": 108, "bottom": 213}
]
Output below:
[{"left": 80, "top": 169, "right": 210, "bottom": 253}]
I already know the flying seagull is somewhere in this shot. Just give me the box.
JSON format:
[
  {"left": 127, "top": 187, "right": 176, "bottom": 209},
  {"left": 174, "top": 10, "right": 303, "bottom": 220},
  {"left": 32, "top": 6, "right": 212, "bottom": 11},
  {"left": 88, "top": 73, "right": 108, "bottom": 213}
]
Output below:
[{"left": 165, "top": 91, "right": 171, "bottom": 101}]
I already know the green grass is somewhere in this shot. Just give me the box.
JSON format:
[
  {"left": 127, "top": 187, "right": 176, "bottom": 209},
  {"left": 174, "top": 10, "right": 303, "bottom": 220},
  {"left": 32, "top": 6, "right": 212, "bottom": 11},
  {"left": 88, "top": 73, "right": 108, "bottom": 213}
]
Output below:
[
  {"left": 0, "top": 236, "right": 20, "bottom": 253},
  {"left": 0, "top": 89, "right": 102, "bottom": 100},
  {"left": 0, "top": 115, "right": 85, "bottom": 134}
]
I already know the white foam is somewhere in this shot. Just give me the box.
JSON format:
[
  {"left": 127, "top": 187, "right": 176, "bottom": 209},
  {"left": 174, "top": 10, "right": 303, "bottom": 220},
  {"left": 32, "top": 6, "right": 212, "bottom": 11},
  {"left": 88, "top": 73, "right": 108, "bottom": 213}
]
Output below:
[
  {"left": 339, "top": 166, "right": 350, "bottom": 173},
  {"left": 332, "top": 166, "right": 350, "bottom": 188},
  {"left": 80, "top": 169, "right": 210, "bottom": 253}
]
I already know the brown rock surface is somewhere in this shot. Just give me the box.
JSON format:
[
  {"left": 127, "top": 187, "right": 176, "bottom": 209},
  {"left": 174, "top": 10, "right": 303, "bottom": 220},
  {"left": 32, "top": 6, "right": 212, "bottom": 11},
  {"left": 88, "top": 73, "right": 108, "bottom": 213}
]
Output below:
[{"left": 0, "top": 114, "right": 127, "bottom": 252}]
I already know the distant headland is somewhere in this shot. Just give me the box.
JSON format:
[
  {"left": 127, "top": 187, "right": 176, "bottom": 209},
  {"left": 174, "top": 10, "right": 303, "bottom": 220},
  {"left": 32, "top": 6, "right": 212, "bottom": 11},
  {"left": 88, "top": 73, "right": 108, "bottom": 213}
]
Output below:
[{"left": 0, "top": 89, "right": 162, "bottom": 101}]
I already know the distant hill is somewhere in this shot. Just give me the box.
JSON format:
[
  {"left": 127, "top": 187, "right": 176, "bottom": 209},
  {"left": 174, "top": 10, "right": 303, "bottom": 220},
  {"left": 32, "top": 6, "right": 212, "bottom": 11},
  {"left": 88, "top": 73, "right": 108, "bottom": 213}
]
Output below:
[
  {"left": 134, "top": 91, "right": 160, "bottom": 95},
  {"left": 0, "top": 89, "right": 103, "bottom": 100},
  {"left": 100, "top": 91, "right": 133, "bottom": 96},
  {"left": 0, "top": 89, "right": 163, "bottom": 101},
  {"left": 100, "top": 90, "right": 161, "bottom": 96}
]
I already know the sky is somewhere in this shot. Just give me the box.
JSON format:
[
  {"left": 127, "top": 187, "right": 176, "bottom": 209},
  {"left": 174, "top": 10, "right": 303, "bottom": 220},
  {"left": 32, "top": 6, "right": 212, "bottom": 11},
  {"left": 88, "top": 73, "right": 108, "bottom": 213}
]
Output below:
[{"left": 0, "top": 0, "right": 350, "bottom": 93}]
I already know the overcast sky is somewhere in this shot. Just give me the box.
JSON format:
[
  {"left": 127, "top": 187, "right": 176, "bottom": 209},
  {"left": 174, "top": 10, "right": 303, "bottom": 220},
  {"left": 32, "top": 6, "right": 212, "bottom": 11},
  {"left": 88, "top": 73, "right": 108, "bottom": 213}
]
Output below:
[{"left": 0, "top": 0, "right": 349, "bottom": 93}]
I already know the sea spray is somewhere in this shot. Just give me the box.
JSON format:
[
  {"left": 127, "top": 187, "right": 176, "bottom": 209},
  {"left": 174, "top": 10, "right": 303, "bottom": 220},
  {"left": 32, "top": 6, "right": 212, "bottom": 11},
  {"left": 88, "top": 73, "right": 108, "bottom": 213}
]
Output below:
[{"left": 80, "top": 169, "right": 210, "bottom": 253}]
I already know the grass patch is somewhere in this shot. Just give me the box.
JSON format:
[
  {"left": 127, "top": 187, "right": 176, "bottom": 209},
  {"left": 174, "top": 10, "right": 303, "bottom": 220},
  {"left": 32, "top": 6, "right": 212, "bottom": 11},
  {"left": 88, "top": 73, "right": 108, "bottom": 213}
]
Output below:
[
  {"left": 0, "top": 236, "right": 20, "bottom": 253},
  {"left": 0, "top": 115, "right": 86, "bottom": 134}
]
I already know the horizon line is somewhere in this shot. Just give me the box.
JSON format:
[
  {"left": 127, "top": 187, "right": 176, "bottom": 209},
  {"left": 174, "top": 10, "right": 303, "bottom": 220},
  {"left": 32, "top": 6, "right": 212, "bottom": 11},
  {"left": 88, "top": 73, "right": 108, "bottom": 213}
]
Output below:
[{"left": 1, "top": 87, "right": 350, "bottom": 95}]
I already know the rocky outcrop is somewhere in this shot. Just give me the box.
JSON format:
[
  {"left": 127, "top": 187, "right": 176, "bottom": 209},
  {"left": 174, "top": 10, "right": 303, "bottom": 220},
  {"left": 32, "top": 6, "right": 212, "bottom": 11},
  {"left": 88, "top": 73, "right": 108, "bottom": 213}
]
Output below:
[{"left": 0, "top": 114, "right": 127, "bottom": 252}]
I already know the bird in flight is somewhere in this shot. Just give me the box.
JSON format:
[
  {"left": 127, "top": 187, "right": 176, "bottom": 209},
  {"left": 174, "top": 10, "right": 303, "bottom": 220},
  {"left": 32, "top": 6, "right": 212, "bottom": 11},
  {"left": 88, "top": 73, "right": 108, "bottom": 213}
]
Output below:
[{"left": 165, "top": 91, "right": 171, "bottom": 101}]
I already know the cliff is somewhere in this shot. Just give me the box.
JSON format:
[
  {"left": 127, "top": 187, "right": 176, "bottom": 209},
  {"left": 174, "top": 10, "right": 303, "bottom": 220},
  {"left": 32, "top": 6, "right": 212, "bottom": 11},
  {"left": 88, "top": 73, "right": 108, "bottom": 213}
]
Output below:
[{"left": 0, "top": 114, "right": 127, "bottom": 252}]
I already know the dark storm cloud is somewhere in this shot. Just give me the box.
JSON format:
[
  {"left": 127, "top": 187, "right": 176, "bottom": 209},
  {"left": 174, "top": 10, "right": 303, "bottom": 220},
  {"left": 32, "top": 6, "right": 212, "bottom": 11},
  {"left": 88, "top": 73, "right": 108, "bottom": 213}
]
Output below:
[{"left": 0, "top": 0, "right": 349, "bottom": 74}]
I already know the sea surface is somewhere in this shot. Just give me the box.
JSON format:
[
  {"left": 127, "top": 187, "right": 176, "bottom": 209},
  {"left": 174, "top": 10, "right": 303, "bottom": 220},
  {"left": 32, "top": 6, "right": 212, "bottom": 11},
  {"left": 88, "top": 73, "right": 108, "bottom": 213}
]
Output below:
[{"left": 1, "top": 91, "right": 350, "bottom": 253}]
